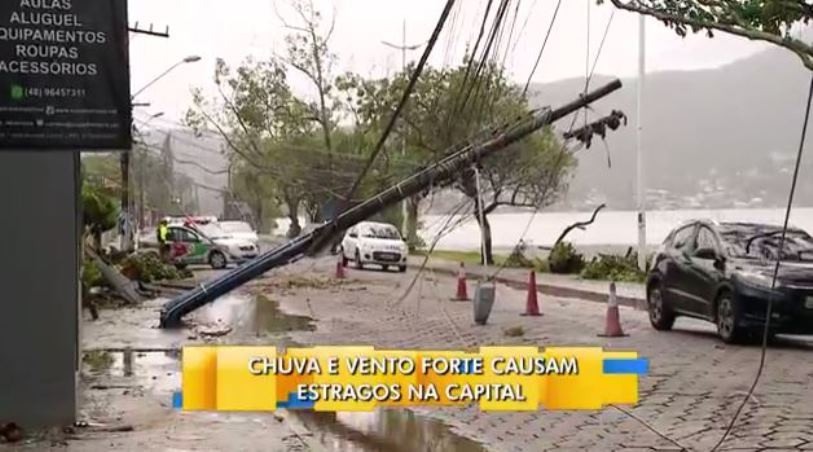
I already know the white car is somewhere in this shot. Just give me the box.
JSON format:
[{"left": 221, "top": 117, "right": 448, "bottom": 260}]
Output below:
[
  {"left": 218, "top": 221, "right": 260, "bottom": 245},
  {"left": 341, "top": 221, "right": 408, "bottom": 272}
]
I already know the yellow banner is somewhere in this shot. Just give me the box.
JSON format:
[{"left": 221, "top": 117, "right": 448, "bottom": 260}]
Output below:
[{"left": 177, "top": 346, "right": 648, "bottom": 412}]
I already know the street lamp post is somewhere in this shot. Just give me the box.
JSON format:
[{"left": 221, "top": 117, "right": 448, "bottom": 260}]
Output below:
[
  {"left": 382, "top": 20, "right": 425, "bottom": 241},
  {"left": 122, "top": 55, "right": 201, "bottom": 252},
  {"left": 137, "top": 112, "right": 164, "bottom": 231}
]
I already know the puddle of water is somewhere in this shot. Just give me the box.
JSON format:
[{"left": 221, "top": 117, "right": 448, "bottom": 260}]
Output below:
[
  {"left": 200, "top": 293, "right": 315, "bottom": 335},
  {"left": 294, "top": 409, "right": 486, "bottom": 452},
  {"left": 82, "top": 350, "right": 181, "bottom": 394}
]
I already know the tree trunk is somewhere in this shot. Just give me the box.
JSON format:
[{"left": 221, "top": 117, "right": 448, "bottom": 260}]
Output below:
[
  {"left": 406, "top": 195, "right": 420, "bottom": 250},
  {"left": 255, "top": 197, "right": 264, "bottom": 234},
  {"left": 476, "top": 212, "right": 494, "bottom": 265},
  {"left": 285, "top": 195, "right": 302, "bottom": 238}
]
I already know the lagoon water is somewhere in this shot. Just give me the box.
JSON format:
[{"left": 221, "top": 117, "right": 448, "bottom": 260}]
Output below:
[
  {"left": 418, "top": 207, "right": 813, "bottom": 251},
  {"left": 272, "top": 207, "right": 813, "bottom": 251}
]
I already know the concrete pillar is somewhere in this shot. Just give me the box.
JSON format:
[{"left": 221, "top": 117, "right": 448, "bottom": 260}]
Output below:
[{"left": 0, "top": 151, "right": 80, "bottom": 427}]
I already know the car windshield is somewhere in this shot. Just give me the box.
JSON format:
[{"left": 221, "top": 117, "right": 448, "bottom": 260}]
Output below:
[
  {"left": 195, "top": 224, "right": 229, "bottom": 240},
  {"left": 720, "top": 225, "right": 813, "bottom": 261},
  {"left": 362, "top": 225, "right": 401, "bottom": 239},
  {"left": 220, "top": 222, "right": 254, "bottom": 233}
]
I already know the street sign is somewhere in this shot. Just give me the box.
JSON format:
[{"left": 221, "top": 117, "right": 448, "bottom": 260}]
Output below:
[{"left": 0, "top": 0, "right": 131, "bottom": 150}]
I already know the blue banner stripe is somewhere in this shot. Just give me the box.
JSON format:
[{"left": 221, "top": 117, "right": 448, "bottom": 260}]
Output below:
[
  {"left": 603, "top": 358, "right": 649, "bottom": 375},
  {"left": 276, "top": 391, "right": 316, "bottom": 410},
  {"left": 172, "top": 391, "right": 183, "bottom": 409}
]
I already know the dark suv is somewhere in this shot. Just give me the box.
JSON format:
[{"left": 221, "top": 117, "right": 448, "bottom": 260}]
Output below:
[{"left": 647, "top": 220, "right": 813, "bottom": 343}]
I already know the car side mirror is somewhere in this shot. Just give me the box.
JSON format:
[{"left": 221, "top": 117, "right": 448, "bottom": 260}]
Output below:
[{"left": 713, "top": 257, "right": 726, "bottom": 271}]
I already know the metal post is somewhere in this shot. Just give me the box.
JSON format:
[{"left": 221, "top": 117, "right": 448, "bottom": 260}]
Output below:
[
  {"left": 400, "top": 19, "right": 408, "bottom": 238},
  {"left": 636, "top": 14, "right": 647, "bottom": 272},
  {"left": 473, "top": 164, "right": 487, "bottom": 270}
]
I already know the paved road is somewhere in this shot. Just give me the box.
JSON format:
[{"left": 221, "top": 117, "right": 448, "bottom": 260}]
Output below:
[{"left": 248, "top": 257, "right": 813, "bottom": 452}]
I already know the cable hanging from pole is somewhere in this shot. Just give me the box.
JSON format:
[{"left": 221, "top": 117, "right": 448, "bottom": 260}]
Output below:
[
  {"left": 341, "top": 0, "right": 457, "bottom": 205},
  {"left": 711, "top": 73, "right": 813, "bottom": 452}
]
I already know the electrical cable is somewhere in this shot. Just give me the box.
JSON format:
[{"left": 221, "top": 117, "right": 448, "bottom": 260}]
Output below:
[
  {"left": 509, "top": 0, "right": 538, "bottom": 59},
  {"left": 500, "top": 0, "right": 522, "bottom": 68},
  {"left": 487, "top": 4, "right": 616, "bottom": 281},
  {"left": 710, "top": 73, "right": 813, "bottom": 452},
  {"left": 521, "top": 0, "right": 562, "bottom": 96},
  {"left": 342, "top": 0, "right": 457, "bottom": 205}
]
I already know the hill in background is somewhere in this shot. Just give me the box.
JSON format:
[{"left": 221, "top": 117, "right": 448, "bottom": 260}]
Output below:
[{"left": 527, "top": 46, "right": 813, "bottom": 212}]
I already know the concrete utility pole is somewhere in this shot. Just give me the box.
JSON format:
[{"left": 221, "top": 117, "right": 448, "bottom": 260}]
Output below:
[
  {"left": 124, "top": 54, "right": 200, "bottom": 251},
  {"left": 382, "top": 19, "right": 425, "bottom": 238},
  {"left": 136, "top": 112, "right": 164, "bottom": 233},
  {"left": 636, "top": 14, "right": 647, "bottom": 271}
]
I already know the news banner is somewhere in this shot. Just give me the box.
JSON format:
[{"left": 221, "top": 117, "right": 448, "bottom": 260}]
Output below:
[{"left": 174, "top": 346, "right": 648, "bottom": 412}]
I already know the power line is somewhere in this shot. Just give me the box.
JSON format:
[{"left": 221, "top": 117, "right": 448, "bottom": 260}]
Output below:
[
  {"left": 521, "top": 0, "right": 562, "bottom": 96},
  {"left": 710, "top": 73, "right": 813, "bottom": 452},
  {"left": 342, "top": 0, "right": 457, "bottom": 205}
]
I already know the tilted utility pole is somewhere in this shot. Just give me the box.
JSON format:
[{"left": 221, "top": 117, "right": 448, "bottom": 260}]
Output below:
[{"left": 160, "top": 79, "right": 624, "bottom": 327}]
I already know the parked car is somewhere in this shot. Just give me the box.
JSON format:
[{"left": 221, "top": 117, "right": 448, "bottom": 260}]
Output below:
[
  {"left": 218, "top": 221, "right": 259, "bottom": 246},
  {"left": 141, "top": 224, "right": 259, "bottom": 269},
  {"left": 646, "top": 220, "right": 813, "bottom": 343},
  {"left": 340, "top": 221, "right": 408, "bottom": 272}
]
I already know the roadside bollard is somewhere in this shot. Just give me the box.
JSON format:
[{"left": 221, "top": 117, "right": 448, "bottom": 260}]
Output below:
[
  {"left": 123, "top": 347, "right": 133, "bottom": 377},
  {"left": 473, "top": 280, "right": 496, "bottom": 325}
]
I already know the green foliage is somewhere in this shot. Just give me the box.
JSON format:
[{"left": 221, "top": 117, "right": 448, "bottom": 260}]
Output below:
[
  {"left": 548, "top": 242, "right": 585, "bottom": 274},
  {"left": 580, "top": 253, "right": 646, "bottom": 283},
  {"left": 504, "top": 240, "right": 535, "bottom": 269},
  {"left": 121, "top": 253, "right": 191, "bottom": 283},
  {"left": 81, "top": 259, "right": 106, "bottom": 288},
  {"left": 598, "top": 0, "right": 813, "bottom": 69},
  {"left": 80, "top": 171, "right": 119, "bottom": 251}
]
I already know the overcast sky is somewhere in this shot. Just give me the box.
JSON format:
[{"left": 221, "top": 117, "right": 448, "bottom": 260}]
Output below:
[{"left": 128, "top": 0, "right": 773, "bottom": 128}]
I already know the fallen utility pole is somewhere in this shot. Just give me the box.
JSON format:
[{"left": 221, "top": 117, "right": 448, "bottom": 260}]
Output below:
[{"left": 159, "top": 79, "right": 623, "bottom": 328}]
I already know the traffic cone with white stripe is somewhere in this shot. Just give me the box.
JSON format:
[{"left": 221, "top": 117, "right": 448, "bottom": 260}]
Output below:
[
  {"left": 452, "top": 262, "right": 469, "bottom": 301},
  {"left": 599, "top": 281, "right": 628, "bottom": 337}
]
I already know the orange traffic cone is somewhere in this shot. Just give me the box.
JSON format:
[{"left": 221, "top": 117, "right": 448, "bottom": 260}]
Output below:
[
  {"left": 452, "top": 262, "right": 469, "bottom": 301},
  {"left": 599, "top": 282, "right": 628, "bottom": 337},
  {"left": 521, "top": 270, "right": 542, "bottom": 316},
  {"left": 335, "top": 255, "right": 346, "bottom": 279}
]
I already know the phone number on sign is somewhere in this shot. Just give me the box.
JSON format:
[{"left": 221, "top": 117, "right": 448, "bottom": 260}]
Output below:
[{"left": 23, "top": 87, "right": 88, "bottom": 98}]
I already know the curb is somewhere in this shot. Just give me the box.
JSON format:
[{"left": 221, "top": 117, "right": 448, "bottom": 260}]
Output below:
[{"left": 410, "top": 263, "right": 646, "bottom": 309}]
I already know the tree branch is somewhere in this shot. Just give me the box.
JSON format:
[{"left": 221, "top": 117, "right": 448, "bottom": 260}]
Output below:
[
  {"left": 608, "top": 0, "right": 813, "bottom": 70},
  {"left": 552, "top": 203, "right": 606, "bottom": 247}
]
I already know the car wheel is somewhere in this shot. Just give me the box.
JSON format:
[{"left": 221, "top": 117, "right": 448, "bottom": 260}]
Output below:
[
  {"left": 716, "top": 292, "right": 744, "bottom": 344},
  {"left": 355, "top": 250, "right": 364, "bottom": 270},
  {"left": 398, "top": 265, "right": 407, "bottom": 273},
  {"left": 209, "top": 251, "right": 227, "bottom": 270},
  {"left": 648, "top": 282, "right": 675, "bottom": 331}
]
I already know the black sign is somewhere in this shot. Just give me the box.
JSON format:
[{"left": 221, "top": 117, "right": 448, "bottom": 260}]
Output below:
[{"left": 0, "top": 0, "right": 131, "bottom": 150}]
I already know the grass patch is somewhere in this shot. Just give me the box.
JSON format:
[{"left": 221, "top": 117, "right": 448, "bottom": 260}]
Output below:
[{"left": 411, "top": 249, "right": 549, "bottom": 272}]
